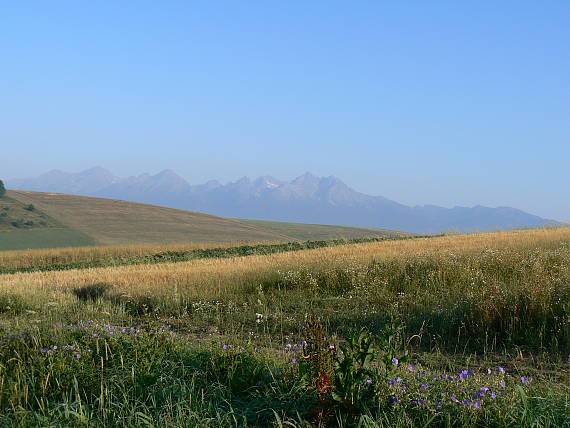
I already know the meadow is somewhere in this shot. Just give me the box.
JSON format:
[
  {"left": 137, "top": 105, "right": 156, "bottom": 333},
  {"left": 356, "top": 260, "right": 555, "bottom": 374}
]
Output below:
[{"left": 0, "top": 227, "right": 568, "bottom": 426}]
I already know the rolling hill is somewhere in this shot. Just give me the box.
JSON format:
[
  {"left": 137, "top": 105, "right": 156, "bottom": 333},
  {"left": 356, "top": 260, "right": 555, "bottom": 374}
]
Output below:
[
  {"left": 0, "top": 191, "right": 405, "bottom": 250},
  {"left": 237, "top": 219, "right": 411, "bottom": 240}
]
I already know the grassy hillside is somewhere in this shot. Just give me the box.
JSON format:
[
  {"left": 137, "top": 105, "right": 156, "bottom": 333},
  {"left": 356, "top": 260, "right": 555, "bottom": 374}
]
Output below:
[
  {"left": 0, "top": 195, "right": 96, "bottom": 250},
  {"left": 7, "top": 190, "right": 290, "bottom": 245},
  {"left": 0, "top": 195, "right": 59, "bottom": 231},
  {"left": 238, "top": 218, "right": 412, "bottom": 240},
  {"left": 2, "top": 191, "right": 410, "bottom": 251}
]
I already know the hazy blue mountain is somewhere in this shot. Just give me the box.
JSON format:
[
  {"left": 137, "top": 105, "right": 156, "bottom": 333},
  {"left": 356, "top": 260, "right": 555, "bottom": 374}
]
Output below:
[
  {"left": 7, "top": 168, "right": 555, "bottom": 233},
  {"left": 8, "top": 167, "right": 118, "bottom": 195}
]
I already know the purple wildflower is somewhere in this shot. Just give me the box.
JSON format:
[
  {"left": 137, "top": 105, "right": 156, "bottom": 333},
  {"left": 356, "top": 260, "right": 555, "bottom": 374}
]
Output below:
[
  {"left": 496, "top": 366, "right": 505, "bottom": 374},
  {"left": 473, "top": 401, "right": 481, "bottom": 409},
  {"left": 490, "top": 392, "right": 497, "bottom": 399},
  {"left": 365, "top": 378, "right": 373, "bottom": 385},
  {"left": 391, "top": 357, "right": 399, "bottom": 365},
  {"left": 75, "top": 353, "right": 81, "bottom": 359},
  {"left": 407, "top": 365, "right": 416, "bottom": 372},
  {"left": 418, "top": 399, "right": 426, "bottom": 406},
  {"left": 499, "top": 381, "right": 506, "bottom": 388},
  {"left": 461, "top": 400, "right": 470, "bottom": 407},
  {"left": 435, "top": 402, "right": 442, "bottom": 409},
  {"left": 521, "top": 376, "right": 529, "bottom": 384},
  {"left": 421, "top": 384, "right": 428, "bottom": 390},
  {"left": 291, "top": 358, "right": 298, "bottom": 364},
  {"left": 391, "top": 396, "right": 398, "bottom": 404}
]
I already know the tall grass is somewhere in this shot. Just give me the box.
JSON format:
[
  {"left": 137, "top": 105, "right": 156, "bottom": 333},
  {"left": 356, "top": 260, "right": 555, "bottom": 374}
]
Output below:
[{"left": 0, "top": 228, "right": 568, "bottom": 426}]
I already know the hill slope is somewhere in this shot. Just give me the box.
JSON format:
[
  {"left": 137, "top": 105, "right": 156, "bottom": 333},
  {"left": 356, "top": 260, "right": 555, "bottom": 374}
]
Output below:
[
  {"left": 237, "top": 219, "right": 412, "bottom": 240},
  {"left": 0, "top": 195, "right": 96, "bottom": 250},
  {"left": 7, "top": 191, "right": 290, "bottom": 246}
]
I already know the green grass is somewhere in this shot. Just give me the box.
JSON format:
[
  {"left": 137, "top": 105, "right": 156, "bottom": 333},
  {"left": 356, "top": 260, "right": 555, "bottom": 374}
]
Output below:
[
  {"left": 0, "top": 233, "right": 568, "bottom": 426},
  {"left": 238, "top": 219, "right": 411, "bottom": 240},
  {"left": 0, "top": 228, "right": 98, "bottom": 251}
]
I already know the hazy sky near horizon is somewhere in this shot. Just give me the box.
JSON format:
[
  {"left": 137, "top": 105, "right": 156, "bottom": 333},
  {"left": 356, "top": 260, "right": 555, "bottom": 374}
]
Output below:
[{"left": 1, "top": 1, "right": 569, "bottom": 220}]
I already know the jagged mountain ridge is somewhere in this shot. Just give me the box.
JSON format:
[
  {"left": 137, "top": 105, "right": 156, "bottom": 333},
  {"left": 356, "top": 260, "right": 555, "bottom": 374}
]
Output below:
[{"left": 7, "top": 168, "right": 554, "bottom": 233}]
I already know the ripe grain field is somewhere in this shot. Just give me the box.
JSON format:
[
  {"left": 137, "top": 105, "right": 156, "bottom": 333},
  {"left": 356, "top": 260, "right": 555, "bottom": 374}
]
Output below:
[{"left": 0, "top": 228, "right": 568, "bottom": 427}]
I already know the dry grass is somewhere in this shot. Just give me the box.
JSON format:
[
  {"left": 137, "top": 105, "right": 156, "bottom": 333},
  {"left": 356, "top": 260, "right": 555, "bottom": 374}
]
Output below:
[
  {"left": 0, "top": 240, "right": 283, "bottom": 270},
  {"left": 2, "top": 227, "right": 568, "bottom": 301},
  {"left": 7, "top": 190, "right": 290, "bottom": 245}
]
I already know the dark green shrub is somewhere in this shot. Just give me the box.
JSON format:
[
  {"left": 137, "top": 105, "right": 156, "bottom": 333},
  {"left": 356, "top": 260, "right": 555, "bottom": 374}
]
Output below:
[{"left": 72, "top": 283, "right": 112, "bottom": 302}]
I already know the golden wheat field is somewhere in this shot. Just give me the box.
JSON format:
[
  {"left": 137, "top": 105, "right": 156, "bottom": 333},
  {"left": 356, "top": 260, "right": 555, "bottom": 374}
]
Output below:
[
  {"left": 0, "top": 240, "right": 277, "bottom": 270},
  {"left": 2, "top": 227, "right": 568, "bottom": 302}
]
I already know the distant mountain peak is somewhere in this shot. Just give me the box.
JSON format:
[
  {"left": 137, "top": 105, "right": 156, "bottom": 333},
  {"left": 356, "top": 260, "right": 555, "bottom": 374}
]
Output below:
[
  {"left": 253, "top": 175, "right": 281, "bottom": 189},
  {"left": 80, "top": 166, "right": 112, "bottom": 174},
  {"left": 155, "top": 169, "right": 180, "bottom": 178}
]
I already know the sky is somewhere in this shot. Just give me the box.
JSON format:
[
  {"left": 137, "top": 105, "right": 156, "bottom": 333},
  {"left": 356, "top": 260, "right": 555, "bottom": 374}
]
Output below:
[{"left": 1, "top": 1, "right": 568, "bottom": 221}]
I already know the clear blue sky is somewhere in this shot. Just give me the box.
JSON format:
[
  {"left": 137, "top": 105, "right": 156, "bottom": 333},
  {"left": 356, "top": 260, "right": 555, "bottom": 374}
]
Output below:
[{"left": 1, "top": 1, "right": 568, "bottom": 220}]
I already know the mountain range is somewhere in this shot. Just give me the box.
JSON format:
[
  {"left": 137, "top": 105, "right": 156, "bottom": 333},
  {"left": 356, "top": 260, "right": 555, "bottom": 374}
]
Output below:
[{"left": 6, "top": 167, "right": 555, "bottom": 234}]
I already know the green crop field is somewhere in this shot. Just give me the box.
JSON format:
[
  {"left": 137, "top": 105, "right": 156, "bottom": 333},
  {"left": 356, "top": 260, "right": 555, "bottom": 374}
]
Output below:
[
  {"left": 0, "top": 227, "right": 568, "bottom": 427},
  {"left": 0, "top": 228, "right": 97, "bottom": 251}
]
